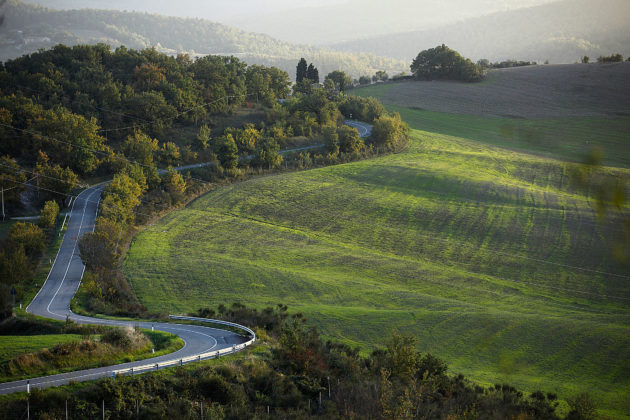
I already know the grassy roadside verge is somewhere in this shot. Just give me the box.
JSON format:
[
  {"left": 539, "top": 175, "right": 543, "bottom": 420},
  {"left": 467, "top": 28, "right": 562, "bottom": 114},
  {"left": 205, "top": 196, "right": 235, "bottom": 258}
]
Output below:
[{"left": 0, "top": 315, "right": 183, "bottom": 383}]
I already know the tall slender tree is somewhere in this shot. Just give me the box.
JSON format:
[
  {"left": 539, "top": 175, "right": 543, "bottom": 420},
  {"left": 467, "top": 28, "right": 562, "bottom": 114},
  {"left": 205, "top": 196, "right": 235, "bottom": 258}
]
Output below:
[
  {"left": 296, "top": 58, "right": 308, "bottom": 83},
  {"left": 307, "top": 63, "right": 320, "bottom": 84}
]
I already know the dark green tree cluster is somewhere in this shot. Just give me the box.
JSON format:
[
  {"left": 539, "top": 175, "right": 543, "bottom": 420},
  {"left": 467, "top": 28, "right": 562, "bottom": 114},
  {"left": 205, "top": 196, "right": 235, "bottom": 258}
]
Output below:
[
  {"left": 477, "top": 59, "right": 536, "bottom": 69},
  {"left": 324, "top": 70, "right": 353, "bottom": 92},
  {"left": 338, "top": 95, "right": 386, "bottom": 122},
  {"left": 295, "top": 58, "right": 320, "bottom": 85},
  {"left": 597, "top": 53, "right": 623, "bottom": 63},
  {"left": 411, "top": 44, "right": 485, "bottom": 82},
  {"left": 0, "top": 303, "right": 569, "bottom": 419}
]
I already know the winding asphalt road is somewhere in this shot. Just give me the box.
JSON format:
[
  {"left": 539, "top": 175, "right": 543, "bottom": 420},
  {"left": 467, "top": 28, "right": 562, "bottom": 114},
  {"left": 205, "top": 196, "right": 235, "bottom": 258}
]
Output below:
[
  {"left": 0, "top": 121, "right": 371, "bottom": 395},
  {"left": 0, "top": 184, "right": 249, "bottom": 395}
]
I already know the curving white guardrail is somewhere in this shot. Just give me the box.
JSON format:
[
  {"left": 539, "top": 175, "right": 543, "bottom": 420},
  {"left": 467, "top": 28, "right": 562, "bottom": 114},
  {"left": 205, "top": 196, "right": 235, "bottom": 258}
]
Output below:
[{"left": 110, "top": 315, "right": 256, "bottom": 377}]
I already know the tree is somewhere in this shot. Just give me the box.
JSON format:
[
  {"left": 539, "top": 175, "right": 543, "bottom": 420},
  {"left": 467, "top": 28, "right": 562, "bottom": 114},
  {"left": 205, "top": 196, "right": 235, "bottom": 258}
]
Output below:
[
  {"left": 133, "top": 63, "right": 166, "bottom": 91},
  {"left": 566, "top": 392, "right": 597, "bottom": 420},
  {"left": 162, "top": 167, "right": 186, "bottom": 202},
  {"left": 371, "top": 113, "right": 410, "bottom": 152},
  {"left": 322, "top": 125, "right": 339, "bottom": 156},
  {"left": 123, "top": 131, "right": 159, "bottom": 166},
  {"left": 30, "top": 106, "right": 108, "bottom": 175},
  {"left": 374, "top": 70, "right": 389, "bottom": 81},
  {"left": 214, "top": 134, "right": 239, "bottom": 170},
  {"left": 581, "top": 56, "right": 590, "bottom": 64},
  {"left": 159, "top": 142, "right": 181, "bottom": 166},
  {"left": 254, "top": 137, "right": 282, "bottom": 170},
  {"left": 100, "top": 173, "right": 143, "bottom": 225},
  {"left": 385, "top": 331, "right": 419, "bottom": 381},
  {"left": 0, "top": 155, "right": 27, "bottom": 209},
  {"left": 411, "top": 44, "right": 485, "bottom": 82},
  {"left": 325, "top": 70, "right": 353, "bottom": 92},
  {"left": 196, "top": 124, "right": 212, "bottom": 150},
  {"left": 237, "top": 124, "right": 261, "bottom": 154},
  {"left": 337, "top": 125, "right": 364, "bottom": 154},
  {"left": 296, "top": 58, "right": 308, "bottom": 83},
  {"left": 35, "top": 152, "right": 80, "bottom": 202},
  {"left": 122, "top": 131, "right": 160, "bottom": 186},
  {"left": 597, "top": 53, "right": 623, "bottom": 63},
  {"left": 0, "top": 246, "right": 29, "bottom": 287},
  {"left": 38, "top": 200, "right": 59, "bottom": 230},
  {"left": 307, "top": 63, "right": 320, "bottom": 84},
  {"left": 5, "top": 222, "right": 45, "bottom": 257},
  {"left": 359, "top": 76, "right": 371, "bottom": 85},
  {"left": 79, "top": 231, "right": 117, "bottom": 271},
  {"left": 0, "top": 283, "right": 12, "bottom": 320}
]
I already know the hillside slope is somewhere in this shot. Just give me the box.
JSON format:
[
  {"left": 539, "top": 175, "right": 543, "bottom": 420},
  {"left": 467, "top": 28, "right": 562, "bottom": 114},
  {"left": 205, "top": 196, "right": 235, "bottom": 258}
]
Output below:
[
  {"left": 124, "top": 131, "right": 630, "bottom": 417},
  {"left": 0, "top": 0, "right": 406, "bottom": 78},
  {"left": 352, "top": 63, "right": 630, "bottom": 167},
  {"left": 330, "top": 0, "right": 630, "bottom": 63}
]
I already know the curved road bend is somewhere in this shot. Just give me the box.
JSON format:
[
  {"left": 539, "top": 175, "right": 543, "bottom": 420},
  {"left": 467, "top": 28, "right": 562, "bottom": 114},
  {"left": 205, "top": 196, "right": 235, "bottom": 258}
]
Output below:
[
  {"left": 0, "top": 185, "right": 247, "bottom": 395},
  {"left": 0, "top": 126, "right": 372, "bottom": 395},
  {"left": 345, "top": 120, "right": 372, "bottom": 138}
]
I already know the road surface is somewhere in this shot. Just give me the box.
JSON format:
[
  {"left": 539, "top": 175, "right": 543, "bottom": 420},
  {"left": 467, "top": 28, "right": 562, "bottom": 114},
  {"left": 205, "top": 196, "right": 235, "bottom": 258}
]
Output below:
[{"left": 345, "top": 120, "right": 372, "bottom": 138}]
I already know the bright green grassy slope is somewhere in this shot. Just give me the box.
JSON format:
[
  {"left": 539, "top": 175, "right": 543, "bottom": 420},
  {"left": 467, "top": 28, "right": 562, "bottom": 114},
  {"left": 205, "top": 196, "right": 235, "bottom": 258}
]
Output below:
[
  {"left": 352, "top": 83, "right": 630, "bottom": 168},
  {"left": 0, "top": 335, "right": 83, "bottom": 364},
  {"left": 125, "top": 131, "right": 630, "bottom": 416}
]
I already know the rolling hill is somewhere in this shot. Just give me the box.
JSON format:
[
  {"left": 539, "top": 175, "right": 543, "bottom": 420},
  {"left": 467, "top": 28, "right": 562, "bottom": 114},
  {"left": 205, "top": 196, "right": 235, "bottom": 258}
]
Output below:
[
  {"left": 0, "top": 0, "right": 407, "bottom": 78},
  {"left": 329, "top": 0, "right": 630, "bottom": 64},
  {"left": 351, "top": 63, "right": 630, "bottom": 168},
  {"left": 123, "top": 63, "right": 630, "bottom": 417}
]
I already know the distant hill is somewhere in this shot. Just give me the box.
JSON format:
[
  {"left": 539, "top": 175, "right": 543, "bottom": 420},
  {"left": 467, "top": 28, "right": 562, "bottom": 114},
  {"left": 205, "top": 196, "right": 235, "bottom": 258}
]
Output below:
[
  {"left": 20, "top": 0, "right": 558, "bottom": 45},
  {"left": 0, "top": 0, "right": 407, "bottom": 79},
  {"left": 329, "top": 0, "right": 630, "bottom": 64}
]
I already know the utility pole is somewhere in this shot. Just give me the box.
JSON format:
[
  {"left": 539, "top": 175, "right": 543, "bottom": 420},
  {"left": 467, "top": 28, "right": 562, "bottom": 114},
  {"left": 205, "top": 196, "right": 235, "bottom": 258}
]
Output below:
[
  {"left": 1, "top": 187, "right": 4, "bottom": 221},
  {"left": 65, "top": 399, "right": 68, "bottom": 420},
  {"left": 102, "top": 400, "right": 105, "bottom": 420}
]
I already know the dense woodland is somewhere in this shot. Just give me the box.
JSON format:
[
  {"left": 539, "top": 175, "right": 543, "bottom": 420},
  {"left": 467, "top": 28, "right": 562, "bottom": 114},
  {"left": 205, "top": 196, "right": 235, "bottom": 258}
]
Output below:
[{"left": 0, "top": 0, "right": 407, "bottom": 79}]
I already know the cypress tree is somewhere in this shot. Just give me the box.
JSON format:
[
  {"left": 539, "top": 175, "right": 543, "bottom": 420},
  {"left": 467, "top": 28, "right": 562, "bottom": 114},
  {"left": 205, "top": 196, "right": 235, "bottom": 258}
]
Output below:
[
  {"left": 296, "top": 58, "right": 308, "bottom": 83},
  {"left": 307, "top": 63, "right": 320, "bottom": 84}
]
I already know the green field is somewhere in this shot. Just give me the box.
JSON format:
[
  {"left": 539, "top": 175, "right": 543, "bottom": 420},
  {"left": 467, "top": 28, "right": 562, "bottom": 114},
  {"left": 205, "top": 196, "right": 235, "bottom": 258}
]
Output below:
[
  {"left": 124, "top": 129, "right": 630, "bottom": 416},
  {"left": 352, "top": 65, "right": 630, "bottom": 168}
]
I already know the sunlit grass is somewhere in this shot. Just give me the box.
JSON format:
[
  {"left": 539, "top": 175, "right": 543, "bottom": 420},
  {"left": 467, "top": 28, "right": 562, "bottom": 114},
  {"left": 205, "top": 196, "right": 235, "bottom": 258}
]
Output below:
[{"left": 125, "top": 131, "right": 630, "bottom": 416}]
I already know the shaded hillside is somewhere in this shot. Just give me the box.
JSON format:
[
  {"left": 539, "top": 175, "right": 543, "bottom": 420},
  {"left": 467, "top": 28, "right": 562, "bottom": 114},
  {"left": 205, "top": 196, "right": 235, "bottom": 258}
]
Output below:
[
  {"left": 0, "top": 0, "right": 406, "bottom": 78},
  {"left": 330, "top": 0, "right": 630, "bottom": 63}
]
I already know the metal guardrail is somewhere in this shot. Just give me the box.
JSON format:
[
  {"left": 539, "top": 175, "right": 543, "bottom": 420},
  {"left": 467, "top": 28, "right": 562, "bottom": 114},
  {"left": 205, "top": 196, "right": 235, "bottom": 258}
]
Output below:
[{"left": 110, "top": 315, "right": 256, "bottom": 377}]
